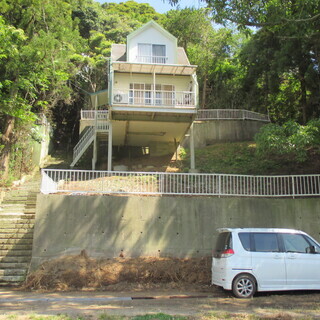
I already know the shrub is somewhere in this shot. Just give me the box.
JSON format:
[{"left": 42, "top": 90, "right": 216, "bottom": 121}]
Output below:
[{"left": 255, "top": 120, "right": 320, "bottom": 162}]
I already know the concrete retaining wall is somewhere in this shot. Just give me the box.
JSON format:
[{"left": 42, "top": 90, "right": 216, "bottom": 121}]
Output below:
[
  {"left": 30, "top": 194, "right": 320, "bottom": 270},
  {"left": 182, "top": 120, "right": 266, "bottom": 148}
]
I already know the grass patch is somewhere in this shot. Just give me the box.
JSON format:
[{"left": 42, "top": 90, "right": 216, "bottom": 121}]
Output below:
[{"left": 180, "top": 142, "right": 320, "bottom": 175}]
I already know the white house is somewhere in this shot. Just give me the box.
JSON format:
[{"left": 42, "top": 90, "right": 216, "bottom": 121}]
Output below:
[{"left": 72, "top": 20, "right": 198, "bottom": 170}]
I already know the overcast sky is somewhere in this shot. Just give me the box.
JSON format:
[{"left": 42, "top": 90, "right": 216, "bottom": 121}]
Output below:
[{"left": 95, "top": 0, "right": 205, "bottom": 14}]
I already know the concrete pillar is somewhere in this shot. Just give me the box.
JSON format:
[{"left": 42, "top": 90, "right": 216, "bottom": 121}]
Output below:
[
  {"left": 92, "top": 132, "right": 97, "bottom": 170},
  {"left": 108, "top": 121, "right": 113, "bottom": 171},
  {"left": 190, "top": 122, "right": 195, "bottom": 170}
]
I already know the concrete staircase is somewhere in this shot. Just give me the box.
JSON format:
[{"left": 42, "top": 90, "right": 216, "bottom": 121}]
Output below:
[{"left": 0, "top": 174, "right": 40, "bottom": 286}]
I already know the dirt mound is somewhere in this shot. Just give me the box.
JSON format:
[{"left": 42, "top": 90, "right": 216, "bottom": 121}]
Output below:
[{"left": 24, "top": 252, "right": 211, "bottom": 291}]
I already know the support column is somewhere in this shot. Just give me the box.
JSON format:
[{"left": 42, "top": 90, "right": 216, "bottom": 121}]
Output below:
[
  {"left": 190, "top": 122, "right": 196, "bottom": 171},
  {"left": 108, "top": 121, "right": 113, "bottom": 171},
  {"left": 92, "top": 131, "right": 97, "bottom": 170}
]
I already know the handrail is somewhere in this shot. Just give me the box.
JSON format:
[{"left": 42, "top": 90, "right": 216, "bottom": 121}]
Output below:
[
  {"left": 196, "top": 109, "right": 270, "bottom": 122},
  {"left": 41, "top": 169, "right": 320, "bottom": 198},
  {"left": 72, "top": 126, "right": 95, "bottom": 163}
]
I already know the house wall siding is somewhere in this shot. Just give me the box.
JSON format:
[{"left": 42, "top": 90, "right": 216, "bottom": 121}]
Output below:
[
  {"left": 127, "top": 26, "right": 177, "bottom": 63},
  {"left": 113, "top": 73, "right": 192, "bottom": 93}
]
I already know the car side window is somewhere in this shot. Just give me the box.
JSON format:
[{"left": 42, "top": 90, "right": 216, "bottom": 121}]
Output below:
[
  {"left": 282, "top": 233, "right": 313, "bottom": 253},
  {"left": 239, "top": 233, "right": 251, "bottom": 251},
  {"left": 253, "top": 233, "right": 280, "bottom": 252}
]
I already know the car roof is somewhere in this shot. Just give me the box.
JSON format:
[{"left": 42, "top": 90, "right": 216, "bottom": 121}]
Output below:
[{"left": 217, "top": 228, "right": 305, "bottom": 234}]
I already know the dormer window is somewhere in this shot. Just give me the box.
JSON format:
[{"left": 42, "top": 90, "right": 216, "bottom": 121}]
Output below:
[{"left": 137, "top": 43, "right": 167, "bottom": 64}]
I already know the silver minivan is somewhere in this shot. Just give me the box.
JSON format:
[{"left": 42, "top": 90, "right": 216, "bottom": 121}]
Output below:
[{"left": 212, "top": 228, "right": 320, "bottom": 298}]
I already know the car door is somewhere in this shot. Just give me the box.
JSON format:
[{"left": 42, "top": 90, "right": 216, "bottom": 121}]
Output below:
[
  {"left": 251, "top": 233, "right": 287, "bottom": 289},
  {"left": 282, "top": 233, "right": 320, "bottom": 289}
]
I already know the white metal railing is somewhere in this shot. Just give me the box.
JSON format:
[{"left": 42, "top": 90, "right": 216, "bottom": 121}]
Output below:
[
  {"left": 113, "top": 89, "right": 195, "bottom": 108},
  {"left": 135, "top": 55, "right": 168, "bottom": 64},
  {"left": 41, "top": 169, "right": 320, "bottom": 198},
  {"left": 96, "top": 121, "right": 109, "bottom": 131},
  {"left": 81, "top": 110, "right": 109, "bottom": 120},
  {"left": 196, "top": 109, "right": 270, "bottom": 122},
  {"left": 71, "top": 127, "right": 95, "bottom": 166}
]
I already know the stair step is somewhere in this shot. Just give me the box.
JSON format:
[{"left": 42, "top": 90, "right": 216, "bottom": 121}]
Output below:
[
  {"left": 0, "top": 250, "right": 32, "bottom": 256},
  {"left": 0, "top": 262, "right": 29, "bottom": 269},
  {"left": 0, "top": 233, "right": 34, "bottom": 240},
  {"left": 0, "top": 244, "right": 33, "bottom": 251},
  {"left": 0, "top": 229, "right": 33, "bottom": 234},
  {"left": 0, "top": 269, "right": 27, "bottom": 276},
  {"left": 0, "top": 213, "right": 35, "bottom": 219},
  {"left": 0, "top": 222, "right": 34, "bottom": 229},
  {"left": 0, "top": 275, "right": 26, "bottom": 283},
  {"left": 0, "top": 238, "right": 33, "bottom": 245},
  {"left": 0, "top": 256, "right": 31, "bottom": 263}
]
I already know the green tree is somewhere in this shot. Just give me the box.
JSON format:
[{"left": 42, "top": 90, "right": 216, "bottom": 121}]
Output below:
[{"left": 0, "top": 0, "right": 83, "bottom": 181}]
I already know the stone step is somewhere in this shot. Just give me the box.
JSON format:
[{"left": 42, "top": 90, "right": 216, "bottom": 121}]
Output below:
[
  {"left": 0, "top": 229, "right": 33, "bottom": 234},
  {"left": 0, "top": 212, "right": 35, "bottom": 217},
  {"left": 0, "top": 274, "right": 26, "bottom": 283},
  {"left": 0, "top": 222, "right": 34, "bottom": 229},
  {"left": 0, "top": 213, "right": 35, "bottom": 220},
  {"left": 0, "top": 262, "right": 29, "bottom": 269},
  {"left": 0, "top": 249, "right": 32, "bottom": 256},
  {"left": 0, "top": 244, "right": 33, "bottom": 251},
  {"left": 0, "top": 256, "right": 31, "bottom": 263},
  {"left": 0, "top": 233, "right": 34, "bottom": 240},
  {"left": 0, "top": 269, "right": 27, "bottom": 276},
  {"left": 0, "top": 238, "right": 33, "bottom": 245}
]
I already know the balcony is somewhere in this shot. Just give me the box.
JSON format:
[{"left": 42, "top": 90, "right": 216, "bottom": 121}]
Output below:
[
  {"left": 112, "top": 89, "right": 196, "bottom": 109},
  {"left": 135, "top": 55, "right": 168, "bottom": 64}
]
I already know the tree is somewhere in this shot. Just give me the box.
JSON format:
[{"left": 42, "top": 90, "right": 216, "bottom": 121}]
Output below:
[
  {"left": 166, "top": 0, "right": 320, "bottom": 122},
  {"left": 0, "top": 0, "right": 83, "bottom": 181}
]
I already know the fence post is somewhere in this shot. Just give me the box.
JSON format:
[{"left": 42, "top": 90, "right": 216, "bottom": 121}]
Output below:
[
  {"left": 292, "top": 176, "right": 295, "bottom": 199},
  {"left": 218, "top": 175, "right": 221, "bottom": 198}
]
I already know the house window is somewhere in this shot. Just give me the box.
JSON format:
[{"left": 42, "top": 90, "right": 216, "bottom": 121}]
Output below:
[
  {"left": 138, "top": 44, "right": 166, "bottom": 64},
  {"left": 129, "top": 83, "right": 175, "bottom": 106}
]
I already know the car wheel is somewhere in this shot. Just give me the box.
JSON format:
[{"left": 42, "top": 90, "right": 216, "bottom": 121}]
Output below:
[{"left": 232, "top": 274, "right": 256, "bottom": 298}]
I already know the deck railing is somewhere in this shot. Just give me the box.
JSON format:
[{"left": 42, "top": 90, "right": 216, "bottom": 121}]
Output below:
[
  {"left": 113, "top": 89, "right": 195, "bottom": 108},
  {"left": 196, "top": 109, "right": 270, "bottom": 122},
  {"left": 81, "top": 110, "right": 109, "bottom": 120},
  {"left": 135, "top": 55, "right": 168, "bottom": 64},
  {"left": 41, "top": 169, "right": 320, "bottom": 198}
]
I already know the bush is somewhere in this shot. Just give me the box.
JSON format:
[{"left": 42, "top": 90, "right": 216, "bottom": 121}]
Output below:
[{"left": 255, "top": 120, "right": 320, "bottom": 162}]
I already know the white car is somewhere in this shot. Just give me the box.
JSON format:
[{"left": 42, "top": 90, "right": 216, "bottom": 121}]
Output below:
[{"left": 211, "top": 228, "right": 320, "bottom": 298}]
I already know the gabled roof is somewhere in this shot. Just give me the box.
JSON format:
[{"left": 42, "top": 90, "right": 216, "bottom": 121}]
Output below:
[
  {"left": 111, "top": 44, "right": 190, "bottom": 65},
  {"left": 127, "top": 20, "right": 177, "bottom": 44}
]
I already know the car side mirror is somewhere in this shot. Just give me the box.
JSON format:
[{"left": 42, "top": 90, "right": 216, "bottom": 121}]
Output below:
[{"left": 308, "top": 245, "right": 317, "bottom": 254}]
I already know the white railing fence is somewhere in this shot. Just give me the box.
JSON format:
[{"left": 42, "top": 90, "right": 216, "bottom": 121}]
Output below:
[
  {"left": 72, "top": 127, "right": 95, "bottom": 165},
  {"left": 196, "top": 109, "right": 270, "bottom": 122},
  {"left": 41, "top": 169, "right": 320, "bottom": 198},
  {"left": 113, "top": 89, "right": 195, "bottom": 107},
  {"left": 81, "top": 110, "right": 109, "bottom": 120},
  {"left": 135, "top": 55, "right": 168, "bottom": 64}
]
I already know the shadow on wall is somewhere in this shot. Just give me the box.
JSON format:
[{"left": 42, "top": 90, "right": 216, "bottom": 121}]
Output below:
[{"left": 30, "top": 194, "right": 320, "bottom": 270}]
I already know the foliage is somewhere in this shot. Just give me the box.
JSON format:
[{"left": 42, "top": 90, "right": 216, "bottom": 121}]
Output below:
[{"left": 255, "top": 120, "right": 320, "bottom": 162}]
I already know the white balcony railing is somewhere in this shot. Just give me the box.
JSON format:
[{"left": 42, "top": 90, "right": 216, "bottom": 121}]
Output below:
[
  {"left": 113, "top": 90, "right": 195, "bottom": 108},
  {"left": 136, "top": 55, "right": 168, "bottom": 64},
  {"left": 41, "top": 169, "right": 320, "bottom": 198},
  {"left": 196, "top": 109, "right": 270, "bottom": 122},
  {"left": 81, "top": 110, "right": 109, "bottom": 120}
]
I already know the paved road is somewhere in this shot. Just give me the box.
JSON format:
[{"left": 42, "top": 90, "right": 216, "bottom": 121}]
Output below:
[{"left": 1, "top": 288, "right": 320, "bottom": 318}]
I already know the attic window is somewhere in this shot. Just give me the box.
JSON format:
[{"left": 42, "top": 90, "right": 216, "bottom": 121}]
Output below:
[{"left": 137, "top": 43, "right": 167, "bottom": 64}]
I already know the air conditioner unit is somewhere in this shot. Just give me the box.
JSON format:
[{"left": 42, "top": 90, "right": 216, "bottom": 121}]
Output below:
[{"left": 113, "top": 92, "right": 128, "bottom": 104}]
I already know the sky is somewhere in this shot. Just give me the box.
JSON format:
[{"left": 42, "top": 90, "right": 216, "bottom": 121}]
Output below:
[{"left": 96, "top": 0, "right": 206, "bottom": 14}]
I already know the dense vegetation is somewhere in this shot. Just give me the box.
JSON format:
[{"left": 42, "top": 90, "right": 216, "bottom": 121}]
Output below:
[{"left": 0, "top": 0, "right": 320, "bottom": 184}]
